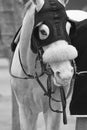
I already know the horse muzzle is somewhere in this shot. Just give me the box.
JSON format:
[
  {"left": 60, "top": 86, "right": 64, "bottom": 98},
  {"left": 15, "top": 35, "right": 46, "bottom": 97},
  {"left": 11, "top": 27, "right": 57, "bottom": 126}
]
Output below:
[{"left": 50, "top": 61, "right": 74, "bottom": 87}]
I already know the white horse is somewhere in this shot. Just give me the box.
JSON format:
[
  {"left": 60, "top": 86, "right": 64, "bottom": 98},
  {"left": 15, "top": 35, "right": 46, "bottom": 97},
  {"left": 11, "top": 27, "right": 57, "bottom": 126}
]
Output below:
[{"left": 10, "top": 0, "right": 78, "bottom": 130}]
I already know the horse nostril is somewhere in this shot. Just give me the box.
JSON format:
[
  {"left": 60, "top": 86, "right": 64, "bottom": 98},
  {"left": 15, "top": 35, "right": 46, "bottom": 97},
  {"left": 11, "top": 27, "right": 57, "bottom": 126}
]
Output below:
[
  {"left": 56, "top": 71, "right": 61, "bottom": 78},
  {"left": 71, "top": 68, "right": 74, "bottom": 73},
  {"left": 55, "top": 71, "right": 73, "bottom": 80}
]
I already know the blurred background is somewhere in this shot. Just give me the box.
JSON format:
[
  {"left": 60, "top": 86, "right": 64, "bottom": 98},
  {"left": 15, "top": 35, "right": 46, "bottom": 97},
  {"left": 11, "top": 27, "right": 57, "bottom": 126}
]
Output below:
[
  {"left": 0, "top": 0, "right": 87, "bottom": 130},
  {"left": 0, "top": 0, "right": 23, "bottom": 129}
]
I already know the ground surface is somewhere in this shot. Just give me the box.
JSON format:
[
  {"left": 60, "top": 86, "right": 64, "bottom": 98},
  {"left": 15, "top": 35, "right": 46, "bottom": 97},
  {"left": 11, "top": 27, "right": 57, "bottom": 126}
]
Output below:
[{"left": 0, "top": 59, "right": 76, "bottom": 130}]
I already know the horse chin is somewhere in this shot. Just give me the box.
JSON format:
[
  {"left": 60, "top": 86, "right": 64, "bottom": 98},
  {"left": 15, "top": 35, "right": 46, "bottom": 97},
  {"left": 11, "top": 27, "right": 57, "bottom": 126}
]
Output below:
[
  {"left": 52, "top": 75, "right": 72, "bottom": 98},
  {"left": 53, "top": 76, "right": 71, "bottom": 87}
]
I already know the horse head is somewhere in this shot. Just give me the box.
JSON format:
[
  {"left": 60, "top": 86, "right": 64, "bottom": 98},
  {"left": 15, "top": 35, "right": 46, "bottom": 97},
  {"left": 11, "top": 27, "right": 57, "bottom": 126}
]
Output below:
[
  {"left": 28, "top": 0, "right": 78, "bottom": 88},
  {"left": 11, "top": 0, "right": 78, "bottom": 108}
]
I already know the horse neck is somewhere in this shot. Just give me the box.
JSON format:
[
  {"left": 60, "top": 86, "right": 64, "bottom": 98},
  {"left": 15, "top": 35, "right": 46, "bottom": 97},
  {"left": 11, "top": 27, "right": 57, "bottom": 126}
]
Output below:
[
  {"left": 19, "top": 41, "right": 37, "bottom": 74},
  {"left": 27, "top": 48, "right": 38, "bottom": 74},
  {"left": 18, "top": 3, "right": 35, "bottom": 71}
]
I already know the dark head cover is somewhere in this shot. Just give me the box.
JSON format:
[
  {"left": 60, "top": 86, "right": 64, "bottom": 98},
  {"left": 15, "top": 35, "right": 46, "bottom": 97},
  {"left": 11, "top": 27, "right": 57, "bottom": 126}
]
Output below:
[{"left": 31, "top": 0, "right": 70, "bottom": 53}]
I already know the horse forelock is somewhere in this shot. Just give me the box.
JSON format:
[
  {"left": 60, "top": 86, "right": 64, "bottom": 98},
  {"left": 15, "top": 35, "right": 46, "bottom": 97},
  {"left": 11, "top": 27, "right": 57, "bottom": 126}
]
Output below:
[
  {"left": 57, "top": 0, "right": 69, "bottom": 6},
  {"left": 35, "top": 0, "right": 44, "bottom": 12}
]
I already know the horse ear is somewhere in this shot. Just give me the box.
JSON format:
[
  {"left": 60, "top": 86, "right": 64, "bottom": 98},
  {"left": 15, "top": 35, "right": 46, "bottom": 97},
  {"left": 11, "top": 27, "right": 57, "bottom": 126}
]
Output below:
[
  {"left": 35, "top": 0, "right": 44, "bottom": 11},
  {"left": 64, "top": 0, "right": 69, "bottom": 5},
  {"left": 58, "top": 0, "right": 69, "bottom": 6}
]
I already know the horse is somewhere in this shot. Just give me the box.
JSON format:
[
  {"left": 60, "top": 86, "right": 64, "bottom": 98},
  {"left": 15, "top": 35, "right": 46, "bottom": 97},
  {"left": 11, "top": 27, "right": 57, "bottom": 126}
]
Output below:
[{"left": 10, "top": 0, "right": 78, "bottom": 130}]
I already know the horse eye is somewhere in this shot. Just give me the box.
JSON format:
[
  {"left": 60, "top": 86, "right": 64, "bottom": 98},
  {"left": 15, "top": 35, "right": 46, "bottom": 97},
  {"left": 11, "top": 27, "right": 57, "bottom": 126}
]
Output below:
[{"left": 39, "top": 24, "right": 50, "bottom": 40}]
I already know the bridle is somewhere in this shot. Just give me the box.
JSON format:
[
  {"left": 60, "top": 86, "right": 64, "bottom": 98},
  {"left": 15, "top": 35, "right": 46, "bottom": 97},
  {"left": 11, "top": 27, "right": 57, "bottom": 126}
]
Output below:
[{"left": 10, "top": 0, "right": 78, "bottom": 125}]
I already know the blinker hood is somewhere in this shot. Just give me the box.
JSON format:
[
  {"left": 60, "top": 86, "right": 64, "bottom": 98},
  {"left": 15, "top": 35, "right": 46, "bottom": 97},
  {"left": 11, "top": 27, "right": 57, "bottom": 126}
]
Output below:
[{"left": 31, "top": 0, "right": 70, "bottom": 53}]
